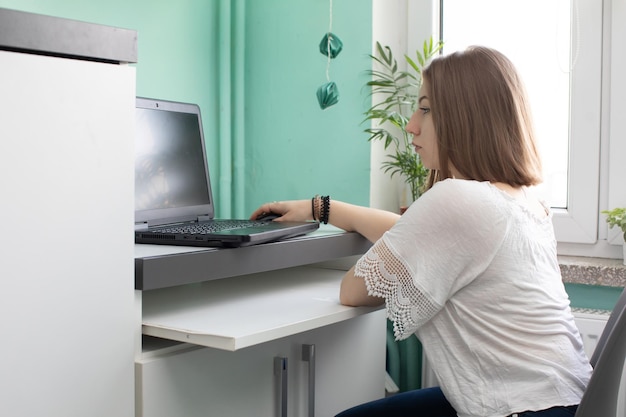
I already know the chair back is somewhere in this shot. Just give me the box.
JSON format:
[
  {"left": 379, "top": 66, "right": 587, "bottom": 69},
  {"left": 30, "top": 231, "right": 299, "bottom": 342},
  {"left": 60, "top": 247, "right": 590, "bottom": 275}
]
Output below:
[
  {"left": 575, "top": 288, "right": 626, "bottom": 417},
  {"left": 589, "top": 288, "right": 626, "bottom": 368}
]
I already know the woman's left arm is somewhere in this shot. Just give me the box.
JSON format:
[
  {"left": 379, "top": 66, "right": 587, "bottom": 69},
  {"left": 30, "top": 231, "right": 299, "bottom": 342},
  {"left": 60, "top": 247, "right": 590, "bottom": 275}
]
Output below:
[{"left": 339, "top": 266, "right": 384, "bottom": 307}]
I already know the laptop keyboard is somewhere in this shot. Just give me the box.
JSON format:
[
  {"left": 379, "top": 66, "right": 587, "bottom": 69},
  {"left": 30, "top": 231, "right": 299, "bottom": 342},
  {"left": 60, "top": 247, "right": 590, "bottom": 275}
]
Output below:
[{"left": 151, "top": 220, "right": 267, "bottom": 235}]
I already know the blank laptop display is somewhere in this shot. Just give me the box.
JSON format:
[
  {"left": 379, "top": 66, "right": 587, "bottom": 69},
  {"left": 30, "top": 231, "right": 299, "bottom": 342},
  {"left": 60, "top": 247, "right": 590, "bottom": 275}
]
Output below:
[{"left": 134, "top": 97, "right": 318, "bottom": 248}]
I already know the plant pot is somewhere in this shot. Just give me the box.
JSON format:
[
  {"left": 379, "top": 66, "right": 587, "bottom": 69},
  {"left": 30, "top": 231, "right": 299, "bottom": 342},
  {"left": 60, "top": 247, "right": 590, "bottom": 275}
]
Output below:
[{"left": 623, "top": 243, "right": 625, "bottom": 266}]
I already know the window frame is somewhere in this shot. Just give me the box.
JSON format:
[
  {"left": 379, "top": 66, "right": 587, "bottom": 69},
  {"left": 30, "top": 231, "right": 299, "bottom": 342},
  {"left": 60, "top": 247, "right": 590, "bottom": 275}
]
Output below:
[
  {"left": 550, "top": 0, "right": 602, "bottom": 244},
  {"left": 606, "top": 0, "right": 626, "bottom": 248}
]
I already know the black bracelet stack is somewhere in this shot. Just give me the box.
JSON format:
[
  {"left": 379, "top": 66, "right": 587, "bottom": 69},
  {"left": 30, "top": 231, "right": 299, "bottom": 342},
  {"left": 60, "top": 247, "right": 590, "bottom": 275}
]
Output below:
[
  {"left": 311, "top": 195, "right": 331, "bottom": 224},
  {"left": 320, "top": 195, "right": 330, "bottom": 224}
]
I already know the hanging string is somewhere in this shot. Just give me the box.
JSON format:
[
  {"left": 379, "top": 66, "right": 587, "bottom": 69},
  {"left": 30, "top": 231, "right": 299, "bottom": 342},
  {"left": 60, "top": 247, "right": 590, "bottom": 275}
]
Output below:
[
  {"left": 316, "top": 0, "right": 342, "bottom": 110},
  {"left": 326, "top": 0, "right": 333, "bottom": 81}
]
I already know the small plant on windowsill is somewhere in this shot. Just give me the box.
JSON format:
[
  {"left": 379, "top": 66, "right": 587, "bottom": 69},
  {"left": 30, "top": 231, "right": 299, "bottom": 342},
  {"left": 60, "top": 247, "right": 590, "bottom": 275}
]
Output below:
[
  {"left": 363, "top": 38, "right": 443, "bottom": 210},
  {"left": 602, "top": 207, "right": 626, "bottom": 264},
  {"left": 602, "top": 207, "right": 626, "bottom": 239}
]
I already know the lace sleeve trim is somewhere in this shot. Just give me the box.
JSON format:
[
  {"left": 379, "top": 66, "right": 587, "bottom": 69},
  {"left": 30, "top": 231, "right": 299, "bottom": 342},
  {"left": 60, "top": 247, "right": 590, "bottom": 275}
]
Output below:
[{"left": 355, "top": 238, "right": 442, "bottom": 340}]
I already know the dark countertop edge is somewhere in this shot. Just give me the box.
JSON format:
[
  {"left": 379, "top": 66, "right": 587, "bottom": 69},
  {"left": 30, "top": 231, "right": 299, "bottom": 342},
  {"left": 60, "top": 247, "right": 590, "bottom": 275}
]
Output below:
[
  {"left": 559, "top": 255, "right": 626, "bottom": 287},
  {"left": 0, "top": 8, "right": 137, "bottom": 64},
  {"left": 135, "top": 232, "right": 372, "bottom": 291}
]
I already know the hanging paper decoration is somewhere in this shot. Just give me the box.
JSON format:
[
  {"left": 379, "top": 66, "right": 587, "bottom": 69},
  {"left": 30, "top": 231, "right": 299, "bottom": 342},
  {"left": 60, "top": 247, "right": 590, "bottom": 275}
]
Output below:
[
  {"left": 316, "top": 0, "right": 341, "bottom": 110},
  {"left": 319, "top": 32, "right": 343, "bottom": 59},
  {"left": 316, "top": 81, "right": 339, "bottom": 110}
]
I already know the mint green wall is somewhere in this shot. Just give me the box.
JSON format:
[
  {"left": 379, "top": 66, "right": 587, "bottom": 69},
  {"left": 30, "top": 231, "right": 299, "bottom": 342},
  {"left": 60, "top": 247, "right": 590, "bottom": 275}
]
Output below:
[
  {"left": 241, "top": 1, "right": 372, "bottom": 216},
  {"left": 0, "top": 0, "right": 372, "bottom": 217}
]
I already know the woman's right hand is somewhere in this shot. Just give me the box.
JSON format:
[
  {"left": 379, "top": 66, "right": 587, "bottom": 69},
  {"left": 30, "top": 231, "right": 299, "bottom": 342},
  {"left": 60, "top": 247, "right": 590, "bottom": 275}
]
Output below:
[
  {"left": 250, "top": 198, "right": 401, "bottom": 243},
  {"left": 249, "top": 200, "right": 313, "bottom": 222}
]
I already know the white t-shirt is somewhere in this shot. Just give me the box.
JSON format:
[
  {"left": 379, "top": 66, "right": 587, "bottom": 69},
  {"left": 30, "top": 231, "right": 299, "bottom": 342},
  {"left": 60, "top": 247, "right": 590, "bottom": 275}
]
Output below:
[{"left": 354, "top": 179, "right": 592, "bottom": 417}]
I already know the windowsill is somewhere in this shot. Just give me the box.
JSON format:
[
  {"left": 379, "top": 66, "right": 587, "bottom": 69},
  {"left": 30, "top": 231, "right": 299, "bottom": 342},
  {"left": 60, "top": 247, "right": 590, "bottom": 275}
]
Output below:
[{"left": 559, "top": 256, "right": 626, "bottom": 287}]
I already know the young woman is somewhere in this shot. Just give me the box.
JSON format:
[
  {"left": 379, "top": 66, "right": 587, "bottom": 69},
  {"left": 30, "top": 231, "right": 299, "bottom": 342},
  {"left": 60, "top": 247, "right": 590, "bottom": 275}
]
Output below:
[{"left": 250, "top": 46, "right": 591, "bottom": 417}]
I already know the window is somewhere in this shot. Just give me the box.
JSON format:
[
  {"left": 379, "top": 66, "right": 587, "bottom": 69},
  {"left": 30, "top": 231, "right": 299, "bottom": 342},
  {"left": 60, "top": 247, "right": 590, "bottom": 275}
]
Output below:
[
  {"left": 440, "top": 0, "right": 602, "bottom": 244},
  {"left": 442, "top": 0, "right": 571, "bottom": 209}
]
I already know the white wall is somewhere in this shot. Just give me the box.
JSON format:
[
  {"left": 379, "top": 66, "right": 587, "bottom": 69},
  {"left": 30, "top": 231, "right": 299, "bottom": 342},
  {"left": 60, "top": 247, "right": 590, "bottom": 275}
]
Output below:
[{"left": 370, "top": 0, "right": 439, "bottom": 212}]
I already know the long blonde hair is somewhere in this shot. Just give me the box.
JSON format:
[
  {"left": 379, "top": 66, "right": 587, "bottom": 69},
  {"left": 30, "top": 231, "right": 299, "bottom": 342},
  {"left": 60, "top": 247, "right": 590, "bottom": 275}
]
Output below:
[{"left": 423, "top": 46, "right": 542, "bottom": 189}]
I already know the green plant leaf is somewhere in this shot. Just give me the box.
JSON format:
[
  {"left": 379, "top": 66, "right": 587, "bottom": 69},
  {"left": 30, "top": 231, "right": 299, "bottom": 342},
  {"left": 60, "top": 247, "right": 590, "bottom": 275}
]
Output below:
[
  {"left": 602, "top": 207, "right": 626, "bottom": 233},
  {"left": 405, "top": 55, "right": 422, "bottom": 76},
  {"left": 364, "top": 36, "right": 443, "bottom": 201}
]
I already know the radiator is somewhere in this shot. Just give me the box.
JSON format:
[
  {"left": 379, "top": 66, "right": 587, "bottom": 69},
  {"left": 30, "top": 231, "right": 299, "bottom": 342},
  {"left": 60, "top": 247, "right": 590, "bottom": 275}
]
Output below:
[{"left": 420, "top": 309, "right": 626, "bottom": 416}]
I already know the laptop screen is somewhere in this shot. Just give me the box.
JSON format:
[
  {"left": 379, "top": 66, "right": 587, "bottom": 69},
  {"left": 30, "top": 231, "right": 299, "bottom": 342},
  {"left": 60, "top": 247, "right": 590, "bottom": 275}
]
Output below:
[{"left": 135, "top": 97, "right": 214, "bottom": 225}]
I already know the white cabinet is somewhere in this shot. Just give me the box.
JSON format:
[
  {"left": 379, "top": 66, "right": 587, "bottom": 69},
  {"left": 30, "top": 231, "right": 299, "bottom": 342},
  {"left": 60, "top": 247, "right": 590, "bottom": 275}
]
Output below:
[
  {"left": 135, "top": 263, "right": 386, "bottom": 417},
  {"left": 0, "top": 49, "right": 136, "bottom": 417},
  {"left": 137, "top": 311, "right": 386, "bottom": 417}
]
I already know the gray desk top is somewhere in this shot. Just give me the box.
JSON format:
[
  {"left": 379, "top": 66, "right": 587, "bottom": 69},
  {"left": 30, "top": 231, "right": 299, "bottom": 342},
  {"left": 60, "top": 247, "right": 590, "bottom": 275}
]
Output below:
[
  {"left": 0, "top": 7, "right": 137, "bottom": 63},
  {"left": 135, "top": 226, "right": 372, "bottom": 290}
]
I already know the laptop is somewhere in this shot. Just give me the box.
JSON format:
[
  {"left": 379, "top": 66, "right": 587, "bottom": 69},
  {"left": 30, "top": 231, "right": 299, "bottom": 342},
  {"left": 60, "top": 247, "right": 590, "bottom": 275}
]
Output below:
[{"left": 134, "top": 97, "right": 319, "bottom": 248}]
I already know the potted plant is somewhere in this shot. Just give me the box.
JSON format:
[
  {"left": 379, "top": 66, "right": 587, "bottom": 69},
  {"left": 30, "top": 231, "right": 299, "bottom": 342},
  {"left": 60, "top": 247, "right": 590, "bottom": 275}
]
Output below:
[
  {"left": 363, "top": 38, "right": 443, "bottom": 209},
  {"left": 602, "top": 207, "right": 626, "bottom": 264}
]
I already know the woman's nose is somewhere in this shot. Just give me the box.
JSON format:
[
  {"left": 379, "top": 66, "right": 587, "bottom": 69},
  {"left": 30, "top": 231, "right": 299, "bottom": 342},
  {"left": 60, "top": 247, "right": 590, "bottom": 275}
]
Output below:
[{"left": 406, "top": 112, "right": 420, "bottom": 136}]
